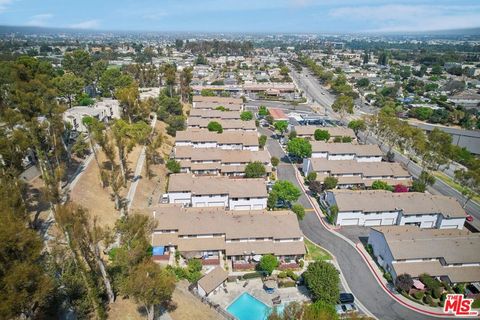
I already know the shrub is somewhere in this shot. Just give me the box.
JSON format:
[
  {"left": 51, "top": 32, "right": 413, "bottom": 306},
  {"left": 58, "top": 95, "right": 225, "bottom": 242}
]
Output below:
[
  {"left": 240, "top": 111, "right": 253, "bottom": 121},
  {"left": 383, "top": 272, "right": 393, "bottom": 283},
  {"left": 424, "top": 294, "right": 433, "bottom": 306},
  {"left": 243, "top": 272, "right": 264, "bottom": 279},
  {"left": 420, "top": 273, "right": 441, "bottom": 290},
  {"left": 395, "top": 274, "right": 414, "bottom": 293},
  {"left": 278, "top": 281, "right": 296, "bottom": 288},
  {"left": 413, "top": 291, "right": 425, "bottom": 300},
  {"left": 291, "top": 203, "right": 305, "bottom": 220},
  {"left": 286, "top": 269, "right": 299, "bottom": 281},
  {"left": 271, "top": 156, "right": 279, "bottom": 167},
  {"left": 440, "top": 293, "right": 447, "bottom": 302},
  {"left": 341, "top": 136, "right": 352, "bottom": 143},
  {"left": 166, "top": 159, "right": 181, "bottom": 173},
  {"left": 278, "top": 271, "right": 288, "bottom": 279},
  {"left": 333, "top": 136, "right": 342, "bottom": 143},
  {"left": 365, "top": 244, "right": 373, "bottom": 254},
  {"left": 298, "top": 260, "right": 304, "bottom": 268},
  {"left": 314, "top": 129, "right": 330, "bottom": 141},
  {"left": 306, "top": 172, "right": 317, "bottom": 184},
  {"left": 394, "top": 184, "right": 409, "bottom": 193},
  {"left": 453, "top": 283, "right": 465, "bottom": 294},
  {"left": 259, "top": 135, "right": 267, "bottom": 149},
  {"left": 432, "top": 287, "right": 443, "bottom": 299},
  {"left": 245, "top": 161, "right": 266, "bottom": 178},
  {"left": 472, "top": 298, "right": 480, "bottom": 309},
  {"left": 207, "top": 121, "right": 223, "bottom": 133}
]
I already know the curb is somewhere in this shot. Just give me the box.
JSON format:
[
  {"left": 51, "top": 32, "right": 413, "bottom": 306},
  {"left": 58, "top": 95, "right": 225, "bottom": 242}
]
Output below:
[{"left": 291, "top": 165, "right": 456, "bottom": 318}]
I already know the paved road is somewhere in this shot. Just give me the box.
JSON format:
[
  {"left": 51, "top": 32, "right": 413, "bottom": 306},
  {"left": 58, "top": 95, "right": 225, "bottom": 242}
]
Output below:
[
  {"left": 290, "top": 66, "right": 480, "bottom": 226},
  {"left": 260, "top": 127, "right": 440, "bottom": 320}
]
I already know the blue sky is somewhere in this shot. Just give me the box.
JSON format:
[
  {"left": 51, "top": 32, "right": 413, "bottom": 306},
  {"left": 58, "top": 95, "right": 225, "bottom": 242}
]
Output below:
[{"left": 1, "top": 0, "right": 480, "bottom": 33}]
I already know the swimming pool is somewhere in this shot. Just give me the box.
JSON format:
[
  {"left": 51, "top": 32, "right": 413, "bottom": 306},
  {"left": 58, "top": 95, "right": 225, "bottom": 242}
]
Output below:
[{"left": 226, "top": 293, "right": 271, "bottom": 320}]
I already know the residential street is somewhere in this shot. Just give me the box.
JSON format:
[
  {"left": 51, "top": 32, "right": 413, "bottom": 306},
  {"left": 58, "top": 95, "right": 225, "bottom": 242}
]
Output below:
[{"left": 260, "top": 127, "right": 440, "bottom": 320}]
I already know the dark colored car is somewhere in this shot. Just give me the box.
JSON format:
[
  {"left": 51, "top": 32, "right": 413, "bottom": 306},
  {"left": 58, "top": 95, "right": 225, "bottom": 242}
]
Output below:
[{"left": 339, "top": 293, "right": 355, "bottom": 304}]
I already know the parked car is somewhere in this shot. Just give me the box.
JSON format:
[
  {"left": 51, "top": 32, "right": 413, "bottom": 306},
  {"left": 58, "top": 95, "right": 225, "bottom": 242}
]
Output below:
[
  {"left": 466, "top": 215, "right": 474, "bottom": 222},
  {"left": 339, "top": 293, "right": 355, "bottom": 304}
]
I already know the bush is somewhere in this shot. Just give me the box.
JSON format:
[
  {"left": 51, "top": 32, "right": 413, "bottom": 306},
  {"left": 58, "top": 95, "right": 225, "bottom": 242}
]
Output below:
[
  {"left": 314, "top": 129, "right": 330, "bottom": 141},
  {"left": 453, "top": 283, "right": 465, "bottom": 294},
  {"left": 365, "top": 244, "right": 373, "bottom": 254},
  {"left": 240, "top": 111, "right": 253, "bottom": 121},
  {"left": 383, "top": 272, "right": 393, "bottom": 283},
  {"left": 271, "top": 156, "right": 279, "bottom": 167},
  {"left": 413, "top": 291, "right": 425, "bottom": 300},
  {"left": 166, "top": 159, "right": 181, "bottom": 173},
  {"left": 472, "top": 299, "right": 480, "bottom": 309},
  {"left": 207, "top": 121, "right": 223, "bottom": 133},
  {"left": 243, "top": 272, "right": 264, "bottom": 280},
  {"left": 420, "top": 273, "right": 441, "bottom": 290},
  {"left": 291, "top": 203, "right": 305, "bottom": 220},
  {"left": 341, "top": 136, "right": 352, "bottom": 143},
  {"left": 278, "top": 281, "right": 296, "bottom": 288},
  {"left": 298, "top": 260, "right": 304, "bottom": 268},
  {"left": 306, "top": 172, "right": 317, "bottom": 184},
  {"left": 286, "top": 269, "right": 299, "bottom": 281},
  {"left": 245, "top": 161, "right": 266, "bottom": 178},
  {"left": 432, "top": 287, "right": 443, "bottom": 299},
  {"left": 424, "top": 294, "right": 433, "bottom": 305},
  {"left": 395, "top": 274, "right": 414, "bottom": 293},
  {"left": 278, "top": 271, "right": 288, "bottom": 279}
]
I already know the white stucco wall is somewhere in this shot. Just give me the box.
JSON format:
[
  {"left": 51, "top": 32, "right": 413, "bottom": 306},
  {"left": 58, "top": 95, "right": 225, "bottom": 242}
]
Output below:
[
  {"left": 437, "top": 216, "right": 465, "bottom": 230},
  {"left": 229, "top": 197, "right": 267, "bottom": 210},
  {"left": 398, "top": 214, "right": 438, "bottom": 228},
  {"left": 168, "top": 192, "right": 192, "bottom": 205},
  {"left": 192, "top": 194, "right": 228, "bottom": 208},
  {"left": 336, "top": 210, "right": 399, "bottom": 226}
]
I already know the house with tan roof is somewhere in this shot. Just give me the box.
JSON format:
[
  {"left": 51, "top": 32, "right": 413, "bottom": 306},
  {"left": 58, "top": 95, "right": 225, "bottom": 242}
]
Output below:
[
  {"left": 368, "top": 226, "right": 480, "bottom": 284},
  {"left": 309, "top": 142, "right": 383, "bottom": 161},
  {"left": 304, "top": 158, "right": 411, "bottom": 189},
  {"left": 165, "top": 174, "right": 268, "bottom": 210},
  {"left": 293, "top": 125, "right": 356, "bottom": 141},
  {"left": 192, "top": 96, "right": 244, "bottom": 112},
  {"left": 187, "top": 118, "right": 256, "bottom": 131},
  {"left": 151, "top": 205, "right": 305, "bottom": 271},
  {"left": 325, "top": 190, "right": 466, "bottom": 229},
  {"left": 174, "top": 146, "right": 271, "bottom": 177},
  {"left": 175, "top": 128, "right": 259, "bottom": 151}
]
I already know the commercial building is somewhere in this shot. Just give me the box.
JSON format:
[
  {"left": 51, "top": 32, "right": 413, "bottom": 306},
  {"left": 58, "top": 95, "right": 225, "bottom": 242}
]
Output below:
[
  {"left": 325, "top": 190, "right": 466, "bottom": 229},
  {"left": 165, "top": 174, "right": 268, "bottom": 210},
  {"left": 151, "top": 205, "right": 306, "bottom": 271},
  {"left": 368, "top": 226, "right": 480, "bottom": 284}
]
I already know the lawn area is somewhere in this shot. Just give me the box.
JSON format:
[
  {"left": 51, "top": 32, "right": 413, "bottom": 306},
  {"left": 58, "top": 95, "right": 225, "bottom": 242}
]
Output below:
[
  {"left": 304, "top": 238, "right": 331, "bottom": 261},
  {"left": 433, "top": 172, "right": 480, "bottom": 204}
]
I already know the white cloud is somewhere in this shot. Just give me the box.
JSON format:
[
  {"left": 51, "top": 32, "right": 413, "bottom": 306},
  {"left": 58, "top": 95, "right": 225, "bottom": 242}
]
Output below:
[
  {"left": 329, "top": 4, "right": 480, "bottom": 32},
  {"left": 69, "top": 19, "right": 100, "bottom": 29},
  {"left": 0, "top": 0, "right": 14, "bottom": 13},
  {"left": 26, "top": 13, "right": 53, "bottom": 27}
]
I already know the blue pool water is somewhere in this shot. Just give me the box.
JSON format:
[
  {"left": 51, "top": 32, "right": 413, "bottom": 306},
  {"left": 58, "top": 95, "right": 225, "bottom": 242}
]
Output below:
[{"left": 227, "top": 293, "right": 271, "bottom": 320}]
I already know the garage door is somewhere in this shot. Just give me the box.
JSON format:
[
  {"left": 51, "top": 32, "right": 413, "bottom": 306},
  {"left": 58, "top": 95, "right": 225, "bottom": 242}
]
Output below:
[
  {"left": 340, "top": 218, "right": 359, "bottom": 226},
  {"left": 196, "top": 202, "right": 206, "bottom": 207},
  {"left": 208, "top": 202, "right": 225, "bottom": 207},
  {"left": 253, "top": 204, "right": 264, "bottom": 210},
  {"left": 234, "top": 205, "right": 251, "bottom": 210},
  {"left": 382, "top": 219, "right": 395, "bottom": 225},
  {"left": 174, "top": 199, "right": 188, "bottom": 204},
  {"left": 364, "top": 219, "right": 382, "bottom": 226}
]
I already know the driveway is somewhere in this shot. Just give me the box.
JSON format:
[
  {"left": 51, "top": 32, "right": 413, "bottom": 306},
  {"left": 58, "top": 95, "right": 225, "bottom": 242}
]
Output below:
[{"left": 261, "top": 128, "right": 441, "bottom": 320}]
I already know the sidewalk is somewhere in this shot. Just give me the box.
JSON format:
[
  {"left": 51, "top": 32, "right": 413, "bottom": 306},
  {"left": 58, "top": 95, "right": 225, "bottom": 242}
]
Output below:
[{"left": 291, "top": 164, "right": 457, "bottom": 318}]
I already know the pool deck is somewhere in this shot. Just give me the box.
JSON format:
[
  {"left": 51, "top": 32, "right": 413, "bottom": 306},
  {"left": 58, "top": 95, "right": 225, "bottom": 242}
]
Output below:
[{"left": 207, "top": 278, "right": 311, "bottom": 310}]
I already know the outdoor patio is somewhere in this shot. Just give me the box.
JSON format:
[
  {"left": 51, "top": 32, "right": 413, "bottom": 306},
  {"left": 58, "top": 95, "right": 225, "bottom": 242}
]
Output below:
[{"left": 207, "top": 278, "right": 310, "bottom": 310}]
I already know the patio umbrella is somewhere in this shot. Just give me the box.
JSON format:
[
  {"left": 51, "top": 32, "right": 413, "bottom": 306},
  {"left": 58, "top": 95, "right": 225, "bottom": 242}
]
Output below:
[
  {"left": 264, "top": 280, "right": 277, "bottom": 289},
  {"left": 253, "top": 255, "right": 262, "bottom": 262}
]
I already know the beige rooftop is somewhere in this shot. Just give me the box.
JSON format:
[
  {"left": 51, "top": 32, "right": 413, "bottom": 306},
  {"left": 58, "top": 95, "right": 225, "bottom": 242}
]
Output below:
[
  {"left": 197, "top": 267, "right": 228, "bottom": 295},
  {"left": 193, "top": 96, "right": 243, "bottom": 105},
  {"left": 311, "top": 159, "right": 410, "bottom": 178},
  {"left": 294, "top": 126, "right": 356, "bottom": 138},
  {"left": 175, "top": 128, "right": 258, "bottom": 146},
  {"left": 189, "top": 109, "right": 242, "bottom": 120},
  {"left": 187, "top": 118, "right": 256, "bottom": 130},
  {"left": 310, "top": 141, "right": 382, "bottom": 157},
  {"left": 174, "top": 146, "right": 270, "bottom": 164},
  {"left": 167, "top": 174, "right": 267, "bottom": 198},
  {"left": 332, "top": 190, "right": 465, "bottom": 218}
]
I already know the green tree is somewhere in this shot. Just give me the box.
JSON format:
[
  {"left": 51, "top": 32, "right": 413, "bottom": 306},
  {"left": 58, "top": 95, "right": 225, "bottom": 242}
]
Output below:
[
  {"left": 200, "top": 89, "right": 215, "bottom": 96},
  {"left": 323, "top": 176, "right": 338, "bottom": 191},
  {"left": 258, "top": 105, "right": 269, "bottom": 116},
  {"left": 291, "top": 203, "right": 305, "bottom": 220},
  {"left": 454, "top": 169, "right": 480, "bottom": 208},
  {"left": 303, "top": 260, "right": 340, "bottom": 304},
  {"left": 332, "top": 94, "right": 354, "bottom": 122},
  {"left": 314, "top": 129, "right": 330, "bottom": 141},
  {"left": 303, "top": 301, "right": 339, "bottom": 320},
  {"left": 245, "top": 161, "right": 266, "bottom": 178},
  {"left": 272, "top": 180, "right": 301, "bottom": 204},
  {"left": 240, "top": 111, "right": 253, "bottom": 121},
  {"left": 356, "top": 78, "right": 370, "bottom": 87},
  {"left": 395, "top": 274, "right": 413, "bottom": 293},
  {"left": 53, "top": 72, "right": 84, "bottom": 108},
  {"left": 207, "top": 121, "right": 223, "bottom": 133},
  {"left": 99, "top": 68, "right": 133, "bottom": 97},
  {"left": 274, "top": 120, "right": 288, "bottom": 135},
  {"left": 348, "top": 119, "right": 366, "bottom": 136},
  {"left": 166, "top": 159, "right": 181, "bottom": 173},
  {"left": 258, "top": 254, "right": 279, "bottom": 275},
  {"left": 122, "top": 260, "right": 175, "bottom": 320},
  {"left": 63, "top": 49, "right": 92, "bottom": 80},
  {"left": 287, "top": 138, "right": 312, "bottom": 159},
  {"left": 259, "top": 135, "right": 267, "bottom": 149},
  {"left": 71, "top": 133, "right": 90, "bottom": 158},
  {"left": 289, "top": 130, "right": 297, "bottom": 140},
  {"left": 306, "top": 172, "right": 317, "bottom": 184},
  {"left": 271, "top": 156, "right": 279, "bottom": 167}
]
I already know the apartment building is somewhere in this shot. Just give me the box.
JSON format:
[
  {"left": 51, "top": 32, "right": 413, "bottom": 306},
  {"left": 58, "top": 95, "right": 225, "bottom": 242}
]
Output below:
[
  {"left": 294, "top": 125, "right": 356, "bottom": 141},
  {"left": 304, "top": 158, "right": 411, "bottom": 188},
  {"left": 368, "top": 226, "right": 480, "bottom": 283},
  {"left": 325, "top": 190, "right": 466, "bottom": 228},
  {"left": 189, "top": 109, "right": 242, "bottom": 120},
  {"left": 187, "top": 118, "right": 256, "bottom": 131},
  {"left": 151, "top": 205, "right": 305, "bottom": 270},
  {"left": 175, "top": 128, "right": 259, "bottom": 151},
  {"left": 174, "top": 146, "right": 271, "bottom": 177},
  {"left": 192, "top": 96, "right": 244, "bottom": 111},
  {"left": 165, "top": 174, "right": 268, "bottom": 210},
  {"left": 309, "top": 142, "right": 383, "bottom": 161}
]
